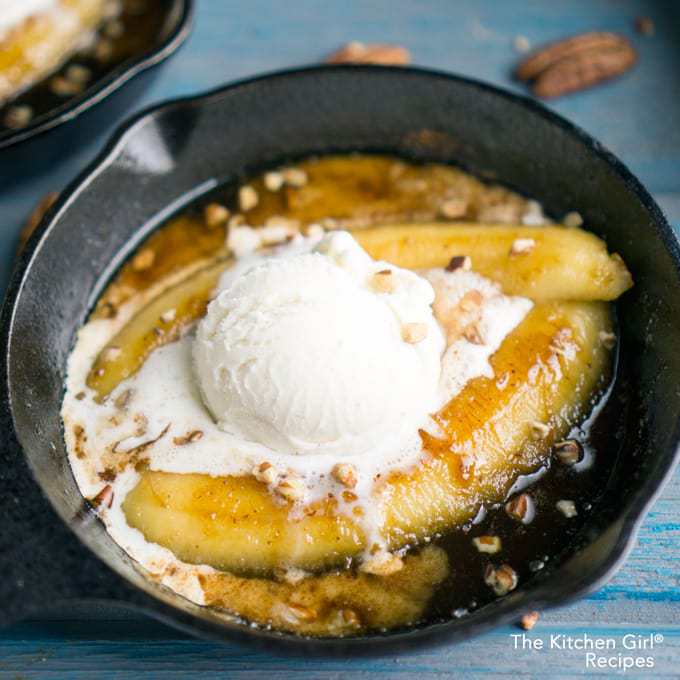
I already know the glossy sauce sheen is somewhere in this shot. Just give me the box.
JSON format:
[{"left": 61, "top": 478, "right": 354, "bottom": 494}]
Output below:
[{"left": 426, "top": 371, "right": 626, "bottom": 623}]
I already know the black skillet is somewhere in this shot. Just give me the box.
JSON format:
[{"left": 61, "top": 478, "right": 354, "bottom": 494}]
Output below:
[{"left": 1, "top": 66, "right": 679, "bottom": 654}]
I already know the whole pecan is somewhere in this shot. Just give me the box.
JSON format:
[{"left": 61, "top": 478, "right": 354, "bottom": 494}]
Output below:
[
  {"left": 326, "top": 41, "right": 410, "bottom": 65},
  {"left": 515, "top": 32, "right": 637, "bottom": 99}
]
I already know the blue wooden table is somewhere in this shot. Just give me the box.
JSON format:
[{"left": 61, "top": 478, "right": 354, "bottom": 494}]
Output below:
[{"left": 1, "top": 1, "right": 678, "bottom": 677}]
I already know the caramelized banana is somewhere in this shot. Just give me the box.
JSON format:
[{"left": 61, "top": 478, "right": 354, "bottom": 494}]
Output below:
[
  {"left": 354, "top": 224, "right": 632, "bottom": 301},
  {"left": 124, "top": 473, "right": 364, "bottom": 574},
  {"left": 87, "top": 262, "right": 225, "bottom": 399},
  {"left": 123, "top": 301, "right": 612, "bottom": 574}
]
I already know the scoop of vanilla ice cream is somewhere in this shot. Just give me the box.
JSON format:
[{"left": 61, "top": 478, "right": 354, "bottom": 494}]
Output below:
[{"left": 193, "top": 231, "right": 445, "bottom": 456}]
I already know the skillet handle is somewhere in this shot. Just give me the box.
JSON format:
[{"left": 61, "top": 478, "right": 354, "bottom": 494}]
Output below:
[{"left": 0, "top": 425, "right": 139, "bottom": 626}]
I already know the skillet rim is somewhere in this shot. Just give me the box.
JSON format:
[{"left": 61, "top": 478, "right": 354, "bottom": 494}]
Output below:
[{"left": 3, "top": 64, "right": 679, "bottom": 653}]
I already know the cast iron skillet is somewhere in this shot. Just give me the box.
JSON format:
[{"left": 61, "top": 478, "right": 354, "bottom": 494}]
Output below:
[
  {"left": 1, "top": 66, "right": 679, "bottom": 654},
  {"left": 0, "top": 0, "right": 193, "bottom": 149},
  {"left": 0, "top": 0, "right": 193, "bottom": 184}
]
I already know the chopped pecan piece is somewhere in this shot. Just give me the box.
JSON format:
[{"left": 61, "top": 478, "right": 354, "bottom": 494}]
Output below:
[
  {"left": 520, "top": 611, "right": 540, "bottom": 630},
  {"left": 50, "top": 75, "right": 84, "bottom": 96},
  {"left": 484, "top": 563, "right": 518, "bottom": 596},
  {"left": 510, "top": 237, "right": 536, "bottom": 256},
  {"left": 132, "top": 248, "right": 155, "bottom": 271},
  {"left": 238, "top": 185, "right": 259, "bottom": 212},
  {"left": 4, "top": 105, "right": 33, "bottom": 129},
  {"left": 253, "top": 461, "right": 278, "bottom": 485},
  {"left": 281, "top": 167, "right": 308, "bottom": 188},
  {"left": 445, "top": 255, "right": 471, "bottom": 272},
  {"left": 505, "top": 493, "right": 533, "bottom": 523},
  {"left": 116, "top": 424, "right": 169, "bottom": 456},
  {"left": 462, "top": 323, "right": 484, "bottom": 345},
  {"left": 332, "top": 462, "right": 358, "bottom": 488},
  {"left": 263, "top": 171, "right": 284, "bottom": 191},
  {"left": 556, "top": 499, "right": 578, "bottom": 518},
  {"left": 172, "top": 430, "right": 204, "bottom": 446},
  {"left": 204, "top": 203, "right": 230, "bottom": 228},
  {"left": 90, "top": 484, "right": 114, "bottom": 509},
  {"left": 472, "top": 535, "right": 502, "bottom": 554},
  {"left": 563, "top": 211, "right": 583, "bottom": 228},
  {"left": 553, "top": 439, "right": 583, "bottom": 465},
  {"left": 65, "top": 64, "right": 91, "bottom": 84},
  {"left": 113, "top": 389, "right": 133, "bottom": 411},
  {"left": 276, "top": 602, "right": 317, "bottom": 624},
  {"left": 276, "top": 474, "right": 306, "bottom": 502}
]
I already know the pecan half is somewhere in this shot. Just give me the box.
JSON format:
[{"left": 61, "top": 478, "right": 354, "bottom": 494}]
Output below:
[
  {"left": 516, "top": 32, "right": 629, "bottom": 81},
  {"left": 326, "top": 41, "right": 410, "bottom": 65},
  {"left": 516, "top": 32, "right": 636, "bottom": 99}
]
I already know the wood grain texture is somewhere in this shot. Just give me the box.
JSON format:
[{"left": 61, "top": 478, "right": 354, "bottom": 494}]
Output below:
[
  {"left": 1, "top": 0, "right": 678, "bottom": 676},
  {"left": 0, "top": 621, "right": 678, "bottom": 678}
]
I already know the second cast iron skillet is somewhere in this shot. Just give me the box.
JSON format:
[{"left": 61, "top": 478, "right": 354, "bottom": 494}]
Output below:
[
  {"left": 0, "top": 0, "right": 193, "bottom": 150},
  {"left": 1, "top": 66, "right": 679, "bottom": 654}
]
